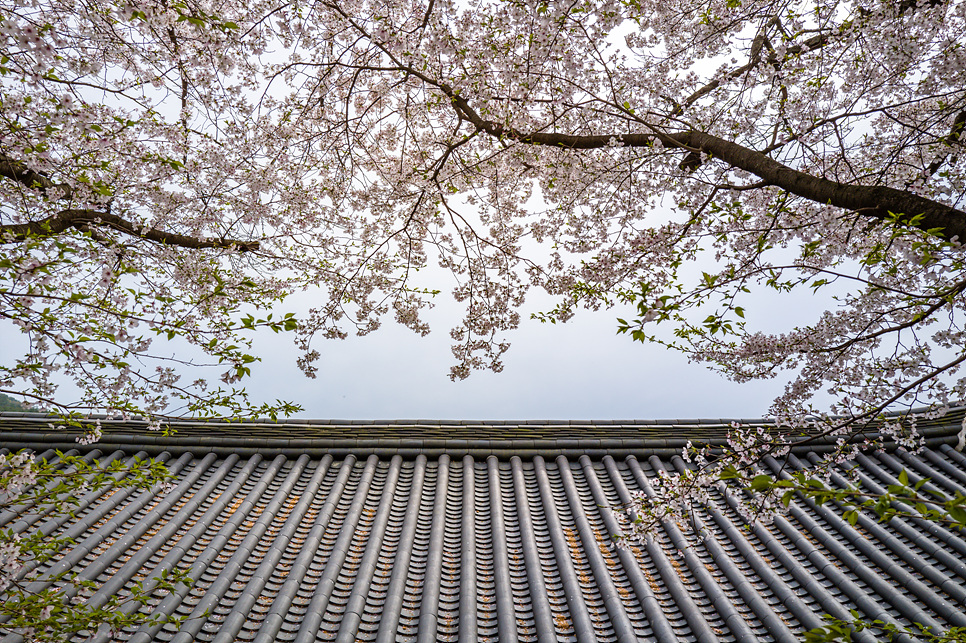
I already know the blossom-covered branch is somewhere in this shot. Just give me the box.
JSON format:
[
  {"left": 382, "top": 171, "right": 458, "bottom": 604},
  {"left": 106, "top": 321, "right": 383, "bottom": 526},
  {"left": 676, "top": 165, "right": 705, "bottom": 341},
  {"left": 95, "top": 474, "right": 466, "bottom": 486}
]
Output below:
[
  {"left": 443, "top": 95, "right": 966, "bottom": 240},
  {"left": 0, "top": 155, "right": 259, "bottom": 250},
  {"left": 0, "top": 207, "right": 260, "bottom": 251}
]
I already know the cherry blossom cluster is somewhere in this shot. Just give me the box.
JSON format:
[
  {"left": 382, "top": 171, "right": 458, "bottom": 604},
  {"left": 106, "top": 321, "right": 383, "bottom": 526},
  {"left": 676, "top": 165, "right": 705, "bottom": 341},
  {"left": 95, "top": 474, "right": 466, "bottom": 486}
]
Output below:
[
  {"left": 0, "top": 451, "right": 37, "bottom": 500},
  {"left": 0, "top": 533, "right": 24, "bottom": 593},
  {"left": 618, "top": 423, "right": 797, "bottom": 543},
  {"left": 0, "top": 453, "right": 35, "bottom": 595},
  {"left": 616, "top": 402, "right": 953, "bottom": 545},
  {"left": 74, "top": 420, "right": 102, "bottom": 446}
]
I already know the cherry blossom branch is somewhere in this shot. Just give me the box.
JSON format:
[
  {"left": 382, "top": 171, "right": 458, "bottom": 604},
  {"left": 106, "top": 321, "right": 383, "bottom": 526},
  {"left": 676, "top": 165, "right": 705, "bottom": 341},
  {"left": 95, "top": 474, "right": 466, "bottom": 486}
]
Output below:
[
  {"left": 446, "top": 99, "right": 966, "bottom": 241},
  {"left": 405, "top": 56, "right": 966, "bottom": 240},
  {"left": 341, "top": 0, "right": 953, "bottom": 254},
  {"left": 677, "top": 28, "right": 831, "bottom": 115},
  {"left": 0, "top": 155, "right": 72, "bottom": 199},
  {"left": 775, "top": 354, "right": 966, "bottom": 451},
  {"left": 0, "top": 209, "right": 260, "bottom": 251},
  {"left": 0, "top": 155, "right": 259, "bottom": 251},
  {"left": 819, "top": 279, "right": 966, "bottom": 353},
  {"left": 924, "top": 107, "right": 966, "bottom": 178},
  {"left": 384, "top": 50, "right": 965, "bottom": 242}
]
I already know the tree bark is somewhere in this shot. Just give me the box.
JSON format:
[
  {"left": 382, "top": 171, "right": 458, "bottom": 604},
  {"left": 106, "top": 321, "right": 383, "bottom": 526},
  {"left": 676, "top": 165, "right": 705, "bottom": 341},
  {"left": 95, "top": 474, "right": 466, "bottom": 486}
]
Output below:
[
  {"left": 675, "top": 130, "right": 966, "bottom": 242},
  {"left": 0, "top": 154, "right": 72, "bottom": 199}
]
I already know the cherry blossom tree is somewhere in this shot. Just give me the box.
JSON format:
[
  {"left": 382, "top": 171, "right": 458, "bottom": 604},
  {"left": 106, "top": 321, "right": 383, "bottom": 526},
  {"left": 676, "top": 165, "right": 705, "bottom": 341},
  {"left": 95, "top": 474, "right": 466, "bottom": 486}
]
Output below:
[
  {"left": 1, "top": 1, "right": 306, "bottom": 419},
  {"left": 2, "top": 3, "right": 966, "bottom": 638},
  {"left": 2, "top": 1, "right": 964, "bottom": 427}
]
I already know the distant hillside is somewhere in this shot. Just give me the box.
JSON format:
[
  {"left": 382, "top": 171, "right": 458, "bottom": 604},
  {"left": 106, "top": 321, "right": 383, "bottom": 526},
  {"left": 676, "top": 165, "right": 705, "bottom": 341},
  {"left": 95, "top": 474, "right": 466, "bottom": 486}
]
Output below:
[{"left": 0, "top": 393, "right": 36, "bottom": 412}]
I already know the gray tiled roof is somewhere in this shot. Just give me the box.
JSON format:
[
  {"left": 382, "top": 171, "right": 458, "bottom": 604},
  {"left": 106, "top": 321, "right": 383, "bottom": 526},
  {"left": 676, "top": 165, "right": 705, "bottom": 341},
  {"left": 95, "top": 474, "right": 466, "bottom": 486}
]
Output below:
[
  {"left": 2, "top": 413, "right": 966, "bottom": 642},
  {"left": 1, "top": 409, "right": 963, "bottom": 458}
]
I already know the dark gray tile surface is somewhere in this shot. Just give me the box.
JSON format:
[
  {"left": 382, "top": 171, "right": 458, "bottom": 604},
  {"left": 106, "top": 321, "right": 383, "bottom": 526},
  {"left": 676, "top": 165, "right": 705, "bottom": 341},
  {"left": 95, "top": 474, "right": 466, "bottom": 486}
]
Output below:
[{"left": 2, "top": 415, "right": 966, "bottom": 642}]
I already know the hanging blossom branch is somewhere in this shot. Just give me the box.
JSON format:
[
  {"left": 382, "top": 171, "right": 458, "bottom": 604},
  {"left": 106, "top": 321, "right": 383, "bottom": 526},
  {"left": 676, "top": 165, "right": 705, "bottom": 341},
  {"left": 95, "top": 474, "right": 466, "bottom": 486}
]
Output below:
[
  {"left": 360, "top": 20, "right": 966, "bottom": 243},
  {"left": 616, "top": 416, "right": 966, "bottom": 553},
  {"left": 0, "top": 449, "right": 192, "bottom": 641}
]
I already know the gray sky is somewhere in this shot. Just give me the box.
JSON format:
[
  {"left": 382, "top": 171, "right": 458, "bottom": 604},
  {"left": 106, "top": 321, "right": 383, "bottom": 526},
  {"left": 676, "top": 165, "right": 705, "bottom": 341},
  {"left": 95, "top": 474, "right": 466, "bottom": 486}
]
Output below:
[
  {"left": 0, "top": 266, "right": 818, "bottom": 420},
  {"left": 238, "top": 233, "right": 834, "bottom": 421},
  {"left": 240, "top": 288, "right": 790, "bottom": 420}
]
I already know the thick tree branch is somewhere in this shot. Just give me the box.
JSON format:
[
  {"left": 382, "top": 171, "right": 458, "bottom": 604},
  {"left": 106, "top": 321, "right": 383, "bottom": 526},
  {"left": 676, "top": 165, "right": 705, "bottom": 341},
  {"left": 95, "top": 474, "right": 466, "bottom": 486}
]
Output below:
[
  {"left": 0, "top": 154, "right": 73, "bottom": 199},
  {"left": 0, "top": 208, "right": 260, "bottom": 251},
  {"left": 0, "top": 155, "right": 259, "bottom": 251},
  {"left": 897, "top": 0, "right": 944, "bottom": 15},
  {"left": 675, "top": 129, "right": 966, "bottom": 241},
  {"left": 442, "top": 91, "right": 966, "bottom": 241}
]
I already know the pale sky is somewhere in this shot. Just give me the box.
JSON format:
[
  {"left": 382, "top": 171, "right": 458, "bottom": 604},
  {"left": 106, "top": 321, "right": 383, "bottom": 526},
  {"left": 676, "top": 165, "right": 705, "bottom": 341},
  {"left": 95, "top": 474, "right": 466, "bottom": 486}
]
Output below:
[
  {"left": 238, "top": 287, "right": 791, "bottom": 420},
  {"left": 0, "top": 254, "right": 828, "bottom": 420},
  {"left": 0, "top": 10, "right": 828, "bottom": 422}
]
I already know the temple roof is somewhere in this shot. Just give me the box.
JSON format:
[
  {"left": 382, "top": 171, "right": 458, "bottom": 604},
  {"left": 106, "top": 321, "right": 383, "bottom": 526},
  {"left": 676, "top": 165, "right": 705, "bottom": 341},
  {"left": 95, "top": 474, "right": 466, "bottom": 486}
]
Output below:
[{"left": 2, "top": 412, "right": 966, "bottom": 643}]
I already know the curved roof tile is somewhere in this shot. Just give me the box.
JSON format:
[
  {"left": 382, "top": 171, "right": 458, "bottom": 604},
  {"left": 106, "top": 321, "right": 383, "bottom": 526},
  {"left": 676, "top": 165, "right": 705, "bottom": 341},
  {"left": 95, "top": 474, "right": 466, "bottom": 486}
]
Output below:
[{"left": 2, "top": 413, "right": 966, "bottom": 642}]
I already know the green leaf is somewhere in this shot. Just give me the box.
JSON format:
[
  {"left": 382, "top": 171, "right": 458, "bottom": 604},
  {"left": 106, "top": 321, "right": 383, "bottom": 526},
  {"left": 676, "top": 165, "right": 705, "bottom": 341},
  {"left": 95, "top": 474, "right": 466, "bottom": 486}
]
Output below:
[
  {"left": 748, "top": 474, "right": 773, "bottom": 492},
  {"left": 948, "top": 505, "right": 966, "bottom": 526}
]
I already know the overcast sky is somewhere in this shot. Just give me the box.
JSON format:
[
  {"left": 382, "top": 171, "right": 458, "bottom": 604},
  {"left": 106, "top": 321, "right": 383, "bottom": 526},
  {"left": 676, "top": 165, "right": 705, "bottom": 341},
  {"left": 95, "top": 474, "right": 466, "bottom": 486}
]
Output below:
[
  {"left": 0, "top": 190, "right": 820, "bottom": 423},
  {"left": 1, "top": 260, "right": 826, "bottom": 421},
  {"left": 234, "top": 286, "right": 794, "bottom": 421},
  {"left": 0, "top": 13, "right": 827, "bottom": 422}
]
